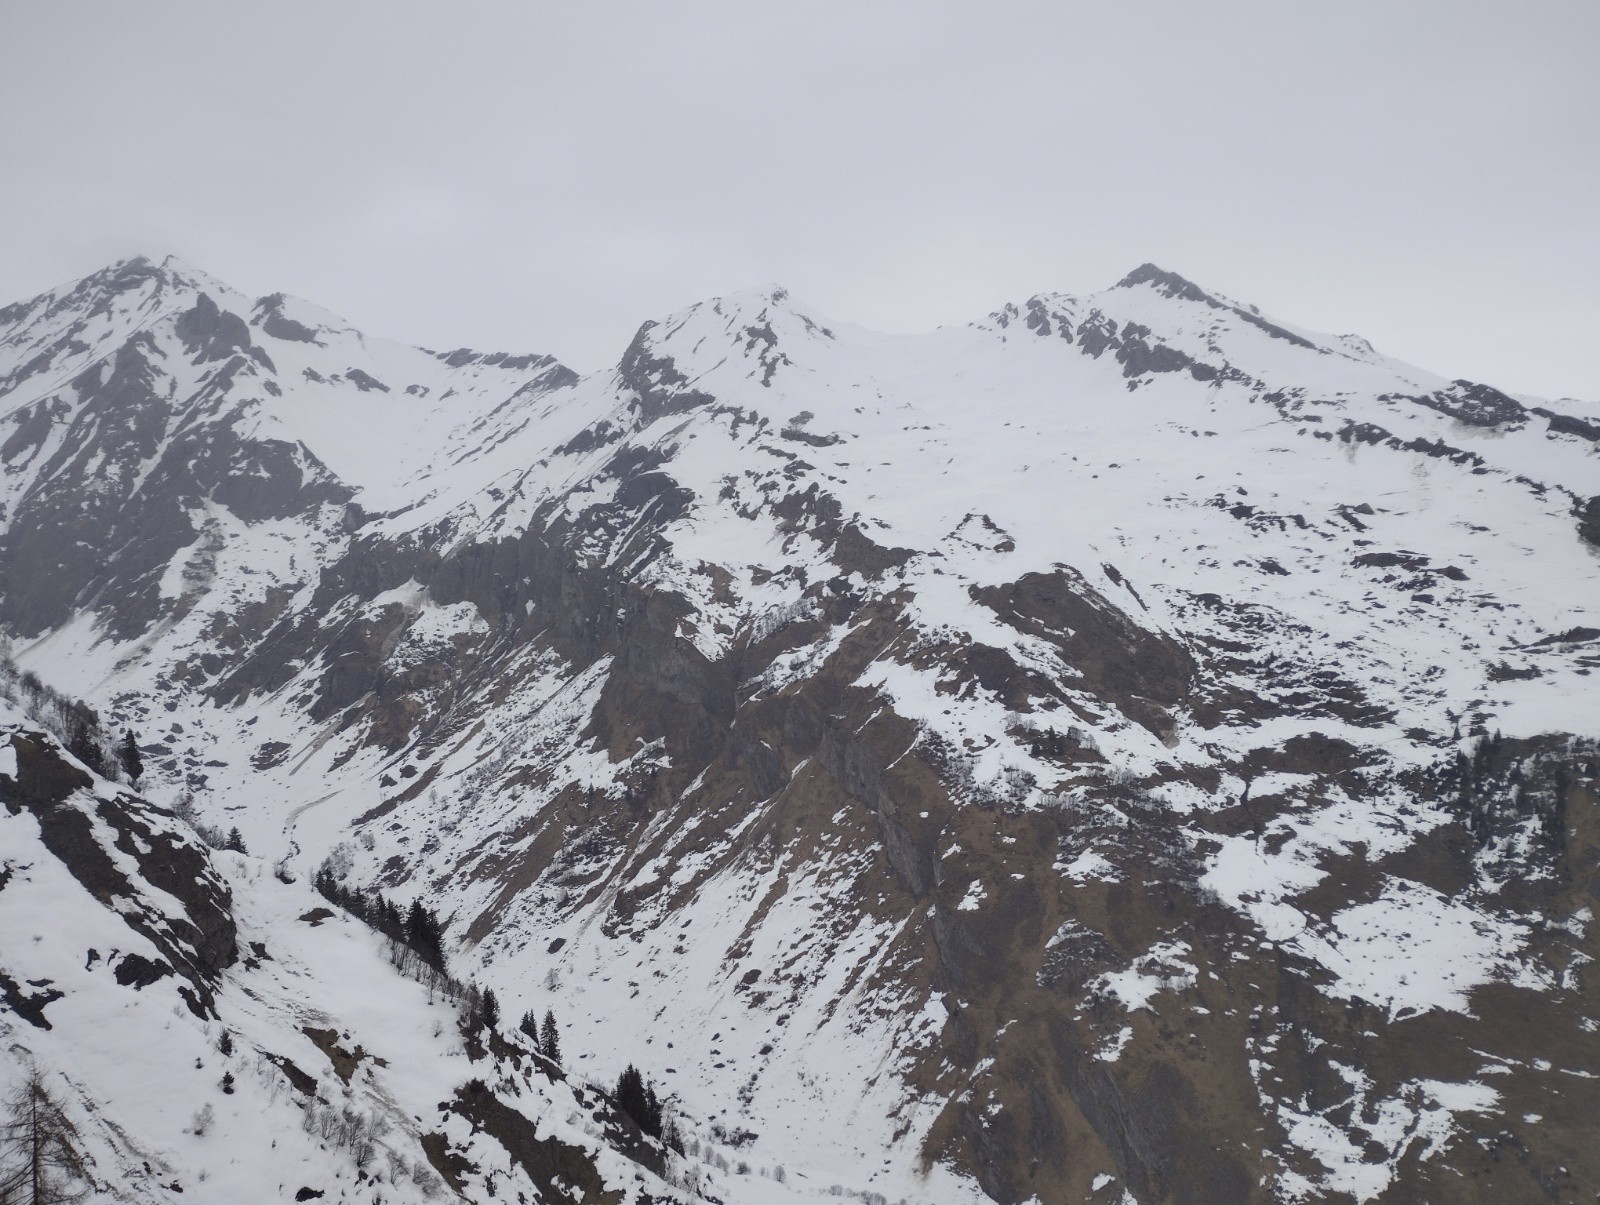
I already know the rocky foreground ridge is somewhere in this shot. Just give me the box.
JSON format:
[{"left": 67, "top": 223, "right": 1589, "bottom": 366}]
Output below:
[{"left": 0, "top": 256, "right": 1597, "bottom": 1202}]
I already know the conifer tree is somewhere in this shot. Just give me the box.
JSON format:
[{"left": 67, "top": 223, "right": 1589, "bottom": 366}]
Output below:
[
  {"left": 540, "top": 1009, "right": 561, "bottom": 1067},
  {"left": 616, "top": 1064, "right": 645, "bottom": 1122},
  {"left": 0, "top": 1067, "right": 88, "bottom": 1203},
  {"left": 519, "top": 1010, "right": 540, "bottom": 1047},
  {"left": 406, "top": 899, "right": 428, "bottom": 950},
  {"left": 404, "top": 900, "right": 446, "bottom": 974},
  {"left": 66, "top": 720, "right": 104, "bottom": 777},
  {"left": 117, "top": 730, "right": 143, "bottom": 786},
  {"left": 481, "top": 988, "right": 499, "bottom": 1031},
  {"left": 614, "top": 1065, "right": 664, "bottom": 1138},
  {"left": 644, "top": 1081, "right": 663, "bottom": 1138}
]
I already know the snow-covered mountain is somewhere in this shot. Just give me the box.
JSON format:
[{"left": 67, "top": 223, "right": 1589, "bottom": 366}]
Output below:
[
  {"left": 0, "top": 698, "right": 722, "bottom": 1203},
  {"left": 1, "top": 255, "right": 1596, "bottom": 1203}
]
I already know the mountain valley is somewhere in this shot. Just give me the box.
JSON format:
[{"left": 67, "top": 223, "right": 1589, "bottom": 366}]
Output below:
[{"left": 0, "top": 255, "right": 1596, "bottom": 1203}]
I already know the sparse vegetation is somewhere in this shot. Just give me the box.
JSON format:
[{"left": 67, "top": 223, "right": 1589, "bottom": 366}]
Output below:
[
  {"left": 172, "top": 792, "right": 250, "bottom": 854},
  {"left": 0, "top": 1066, "right": 88, "bottom": 1204},
  {"left": 0, "top": 650, "right": 122, "bottom": 784},
  {"left": 300, "top": 1099, "right": 388, "bottom": 1169},
  {"left": 313, "top": 860, "right": 450, "bottom": 982},
  {"left": 189, "top": 1103, "right": 215, "bottom": 1137}
]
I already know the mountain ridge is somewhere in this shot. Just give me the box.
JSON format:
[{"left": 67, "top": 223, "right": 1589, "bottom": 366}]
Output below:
[{"left": 1, "top": 257, "right": 1597, "bottom": 1204}]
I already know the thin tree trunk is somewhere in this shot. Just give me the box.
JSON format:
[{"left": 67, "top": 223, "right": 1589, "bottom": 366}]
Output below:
[{"left": 30, "top": 1089, "right": 40, "bottom": 1205}]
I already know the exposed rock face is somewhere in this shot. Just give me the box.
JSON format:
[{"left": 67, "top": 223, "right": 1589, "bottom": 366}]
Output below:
[
  {"left": 1579, "top": 494, "right": 1600, "bottom": 548},
  {"left": 1, "top": 258, "right": 1597, "bottom": 1203},
  {"left": 0, "top": 318, "right": 352, "bottom": 639},
  {"left": 0, "top": 728, "right": 236, "bottom": 1016},
  {"left": 972, "top": 569, "right": 1196, "bottom": 737},
  {"left": 449, "top": 1080, "right": 624, "bottom": 1204},
  {"left": 0, "top": 696, "right": 703, "bottom": 1203},
  {"left": 174, "top": 292, "right": 260, "bottom": 365}
]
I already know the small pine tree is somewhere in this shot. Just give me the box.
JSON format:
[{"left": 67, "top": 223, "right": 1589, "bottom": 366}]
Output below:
[
  {"left": 616, "top": 1064, "right": 647, "bottom": 1126},
  {"left": 644, "top": 1082, "right": 663, "bottom": 1138},
  {"left": 403, "top": 900, "right": 447, "bottom": 974},
  {"left": 220, "top": 1072, "right": 235, "bottom": 1095},
  {"left": 217, "top": 1030, "right": 233, "bottom": 1056},
  {"left": 518, "top": 1010, "right": 540, "bottom": 1047},
  {"left": 117, "top": 730, "right": 143, "bottom": 786},
  {"left": 405, "top": 899, "right": 429, "bottom": 951},
  {"left": 481, "top": 988, "right": 499, "bottom": 1031},
  {"left": 540, "top": 1009, "right": 561, "bottom": 1067},
  {"left": 66, "top": 719, "right": 104, "bottom": 777},
  {"left": 614, "top": 1065, "right": 663, "bottom": 1138},
  {"left": 224, "top": 827, "right": 247, "bottom": 854}
]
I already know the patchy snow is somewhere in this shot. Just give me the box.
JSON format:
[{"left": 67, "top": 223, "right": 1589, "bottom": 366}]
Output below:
[
  {"left": 1060, "top": 849, "right": 1118, "bottom": 882},
  {"left": 1090, "top": 943, "right": 1197, "bottom": 1014},
  {"left": 1301, "top": 880, "right": 1539, "bottom": 1019},
  {"left": 3, "top": 255, "right": 1596, "bottom": 1204}
]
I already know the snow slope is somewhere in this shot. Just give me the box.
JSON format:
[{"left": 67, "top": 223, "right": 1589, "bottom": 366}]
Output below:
[
  {"left": 1, "top": 700, "right": 828, "bottom": 1204},
  {"left": 1, "top": 257, "right": 1597, "bottom": 1204}
]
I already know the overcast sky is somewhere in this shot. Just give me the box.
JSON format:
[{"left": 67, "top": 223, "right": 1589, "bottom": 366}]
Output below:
[{"left": 2, "top": 1, "right": 1596, "bottom": 398}]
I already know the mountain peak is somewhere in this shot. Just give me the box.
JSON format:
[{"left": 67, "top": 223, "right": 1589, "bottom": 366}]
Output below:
[
  {"left": 1109, "top": 261, "right": 1332, "bottom": 353},
  {"left": 89, "top": 252, "right": 196, "bottom": 282},
  {"left": 702, "top": 282, "right": 805, "bottom": 319},
  {"left": 611, "top": 285, "right": 837, "bottom": 418},
  {"left": 81, "top": 253, "right": 169, "bottom": 292},
  {"left": 644, "top": 282, "right": 837, "bottom": 354},
  {"left": 57, "top": 254, "right": 239, "bottom": 314},
  {"left": 0, "top": 255, "right": 228, "bottom": 348},
  {"left": 1113, "top": 262, "right": 1216, "bottom": 305}
]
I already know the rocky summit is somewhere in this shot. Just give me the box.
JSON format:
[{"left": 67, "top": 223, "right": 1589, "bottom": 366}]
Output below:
[{"left": 0, "top": 255, "right": 1596, "bottom": 1203}]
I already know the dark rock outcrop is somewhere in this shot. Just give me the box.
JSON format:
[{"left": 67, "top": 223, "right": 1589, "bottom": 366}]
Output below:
[
  {"left": 0, "top": 730, "right": 237, "bottom": 1015},
  {"left": 1579, "top": 494, "right": 1600, "bottom": 548}
]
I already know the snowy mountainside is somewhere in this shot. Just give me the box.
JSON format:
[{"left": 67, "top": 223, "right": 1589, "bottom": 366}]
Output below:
[
  {"left": 0, "top": 697, "right": 772, "bottom": 1204},
  {"left": 1, "top": 256, "right": 1598, "bottom": 1203}
]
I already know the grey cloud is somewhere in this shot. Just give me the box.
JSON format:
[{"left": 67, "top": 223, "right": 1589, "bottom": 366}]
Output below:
[{"left": 1, "top": 0, "right": 1595, "bottom": 397}]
